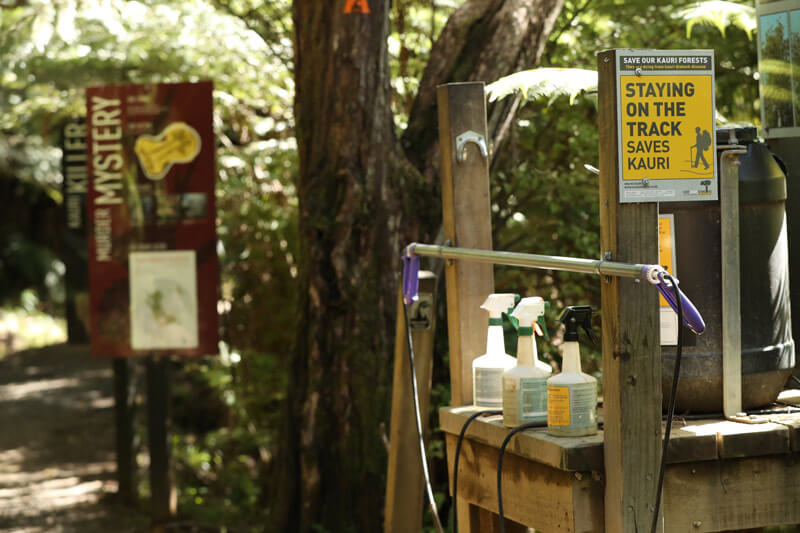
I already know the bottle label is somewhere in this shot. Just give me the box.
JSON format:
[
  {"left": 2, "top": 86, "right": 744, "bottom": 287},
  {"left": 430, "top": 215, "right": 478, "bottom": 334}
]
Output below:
[
  {"left": 547, "top": 386, "right": 571, "bottom": 426},
  {"left": 502, "top": 378, "right": 520, "bottom": 425},
  {"left": 547, "top": 383, "right": 597, "bottom": 428},
  {"left": 474, "top": 367, "right": 503, "bottom": 407},
  {"left": 519, "top": 377, "right": 548, "bottom": 419},
  {"left": 569, "top": 383, "right": 597, "bottom": 429}
]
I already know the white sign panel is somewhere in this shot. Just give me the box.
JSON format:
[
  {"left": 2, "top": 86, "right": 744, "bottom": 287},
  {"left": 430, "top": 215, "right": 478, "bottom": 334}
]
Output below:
[{"left": 129, "top": 250, "right": 199, "bottom": 350}]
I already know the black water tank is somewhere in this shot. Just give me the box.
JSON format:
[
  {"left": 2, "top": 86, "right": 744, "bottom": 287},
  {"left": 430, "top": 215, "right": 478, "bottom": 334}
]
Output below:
[{"left": 660, "top": 126, "right": 794, "bottom": 412}]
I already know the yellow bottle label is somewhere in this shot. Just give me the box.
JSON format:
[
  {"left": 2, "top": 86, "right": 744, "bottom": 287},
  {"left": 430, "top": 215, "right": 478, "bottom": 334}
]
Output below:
[{"left": 547, "top": 386, "right": 570, "bottom": 426}]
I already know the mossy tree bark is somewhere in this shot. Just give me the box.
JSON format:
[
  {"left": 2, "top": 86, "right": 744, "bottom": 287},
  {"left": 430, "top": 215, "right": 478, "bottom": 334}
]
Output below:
[{"left": 276, "top": 0, "right": 565, "bottom": 530}]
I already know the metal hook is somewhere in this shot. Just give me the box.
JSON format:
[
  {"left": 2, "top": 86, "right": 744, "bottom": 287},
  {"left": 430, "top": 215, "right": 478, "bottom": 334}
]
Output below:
[{"left": 456, "top": 130, "right": 488, "bottom": 162}]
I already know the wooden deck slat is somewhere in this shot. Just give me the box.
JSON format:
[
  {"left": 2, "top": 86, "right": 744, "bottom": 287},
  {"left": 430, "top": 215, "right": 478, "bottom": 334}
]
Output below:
[
  {"left": 440, "top": 406, "right": 605, "bottom": 471},
  {"left": 664, "top": 455, "right": 800, "bottom": 532},
  {"left": 441, "top": 406, "right": 796, "bottom": 471},
  {"left": 760, "top": 413, "right": 800, "bottom": 451},
  {"left": 444, "top": 433, "right": 605, "bottom": 533}
]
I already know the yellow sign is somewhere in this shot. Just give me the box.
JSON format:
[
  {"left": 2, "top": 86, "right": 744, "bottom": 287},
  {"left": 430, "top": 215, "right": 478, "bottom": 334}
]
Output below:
[
  {"left": 658, "top": 214, "right": 675, "bottom": 307},
  {"left": 616, "top": 50, "right": 716, "bottom": 203},
  {"left": 620, "top": 75, "right": 714, "bottom": 182},
  {"left": 658, "top": 213, "right": 679, "bottom": 345}
]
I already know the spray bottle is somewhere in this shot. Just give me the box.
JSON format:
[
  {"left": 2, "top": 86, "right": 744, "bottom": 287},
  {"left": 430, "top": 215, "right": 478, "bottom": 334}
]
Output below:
[
  {"left": 502, "top": 297, "right": 552, "bottom": 427},
  {"left": 547, "top": 306, "right": 598, "bottom": 437},
  {"left": 473, "top": 293, "right": 519, "bottom": 408}
]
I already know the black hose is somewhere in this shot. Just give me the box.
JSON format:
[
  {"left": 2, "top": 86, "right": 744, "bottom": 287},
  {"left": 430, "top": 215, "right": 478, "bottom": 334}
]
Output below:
[
  {"left": 497, "top": 422, "right": 541, "bottom": 533},
  {"left": 403, "top": 303, "right": 444, "bottom": 533},
  {"left": 651, "top": 273, "right": 683, "bottom": 533},
  {"left": 452, "top": 409, "right": 501, "bottom": 533}
]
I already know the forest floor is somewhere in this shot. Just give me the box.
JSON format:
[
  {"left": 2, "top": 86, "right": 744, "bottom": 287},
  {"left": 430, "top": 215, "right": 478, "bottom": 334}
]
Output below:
[{"left": 0, "top": 343, "right": 147, "bottom": 532}]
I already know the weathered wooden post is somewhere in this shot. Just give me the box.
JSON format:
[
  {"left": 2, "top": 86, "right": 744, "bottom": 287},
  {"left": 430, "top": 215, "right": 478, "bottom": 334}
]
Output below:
[
  {"left": 597, "top": 49, "right": 662, "bottom": 532},
  {"left": 146, "top": 356, "right": 176, "bottom": 532},
  {"left": 438, "top": 81, "right": 494, "bottom": 531},
  {"left": 113, "top": 358, "right": 136, "bottom": 504},
  {"left": 384, "top": 272, "right": 437, "bottom": 533},
  {"left": 437, "top": 82, "right": 525, "bottom": 533},
  {"left": 437, "top": 82, "right": 495, "bottom": 407}
]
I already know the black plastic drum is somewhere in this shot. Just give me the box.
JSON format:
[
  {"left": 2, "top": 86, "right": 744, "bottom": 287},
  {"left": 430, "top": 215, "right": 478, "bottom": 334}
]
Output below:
[{"left": 660, "top": 126, "right": 794, "bottom": 412}]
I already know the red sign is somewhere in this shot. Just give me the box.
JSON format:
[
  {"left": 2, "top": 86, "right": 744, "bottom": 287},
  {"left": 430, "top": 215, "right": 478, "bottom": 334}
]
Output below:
[{"left": 86, "top": 82, "right": 218, "bottom": 358}]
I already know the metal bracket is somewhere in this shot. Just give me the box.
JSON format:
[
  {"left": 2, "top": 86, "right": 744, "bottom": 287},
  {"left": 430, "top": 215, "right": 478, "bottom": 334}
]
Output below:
[{"left": 456, "top": 130, "right": 488, "bottom": 162}]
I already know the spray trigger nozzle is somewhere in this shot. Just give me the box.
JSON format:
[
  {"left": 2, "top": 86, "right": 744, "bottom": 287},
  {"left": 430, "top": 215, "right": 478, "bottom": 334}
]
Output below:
[
  {"left": 510, "top": 297, "right": 549, "bottom": 339},
  {"left": 482, "top": 294, "right": 520, "bottom": 323},
  {"left": 558, "top": 305, "right": 596, "bottom": 344},
  {"left": 504, "top": 312, "right": 519, "bottom": 331},
  {"left": 535, "top": 315, "right": 548, "bottom": 339}
]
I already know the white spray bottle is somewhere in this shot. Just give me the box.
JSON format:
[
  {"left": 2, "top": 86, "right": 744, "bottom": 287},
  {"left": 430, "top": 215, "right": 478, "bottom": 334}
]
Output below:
[
  {"left": 472, "top": 293, "right": 519, "bottom": 408},
  {"left": 502, "top": 297, "right": 552, "bottom": 427},
  {"left": 547, "top": 306, "right": 598, "bottom": 437}
]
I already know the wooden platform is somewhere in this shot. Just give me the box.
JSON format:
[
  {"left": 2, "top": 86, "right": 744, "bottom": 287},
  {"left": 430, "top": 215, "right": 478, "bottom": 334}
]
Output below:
[{"left": 441, "top": 404, "right": 800, "bottom": 532}]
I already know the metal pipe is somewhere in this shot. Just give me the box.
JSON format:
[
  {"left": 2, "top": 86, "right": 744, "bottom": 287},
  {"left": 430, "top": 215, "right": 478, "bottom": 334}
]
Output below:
[
  {"left": 410, "top": 243, "right": 646, "bottom": 279},
  {"left": 720, "top": 147, "right": 747, "bottom": 419}
]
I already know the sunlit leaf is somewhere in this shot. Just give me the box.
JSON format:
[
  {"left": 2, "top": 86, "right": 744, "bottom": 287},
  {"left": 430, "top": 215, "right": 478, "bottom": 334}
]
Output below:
[
  {"left": 31, "top": 1, "right": 55, "bottom": 52},
  {"left": 486, "top": 68, "right": 597, "bottom": 105},
  {"left": 676, "top": 1, "right": 756, "bottom": 39}
]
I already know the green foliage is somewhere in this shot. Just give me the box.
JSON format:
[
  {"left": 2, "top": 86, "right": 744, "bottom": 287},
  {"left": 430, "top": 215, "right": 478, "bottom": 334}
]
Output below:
[
  {"left": 486, "top": 68, "right": 597, "bottom": 105},
  {"left": 171, "top": 352, "right": 284, "bottom": 528},
  {"left": 389, "top": 0, "right": 462, "bottom": 125},
  {"left": 1, "top": 0, "right": 297, "bottom": 526},
  {"left": 0, "top": 137, "right": 64, "bottom": 306},
  {"left": 490, "top": 95, "right": 602, "bottom": 371},
  {"left": 540, "top": 0, "right": 758, "bottom": 124},
  {"left": 677, "top": 1, "right": 756, "bottom": 39}
]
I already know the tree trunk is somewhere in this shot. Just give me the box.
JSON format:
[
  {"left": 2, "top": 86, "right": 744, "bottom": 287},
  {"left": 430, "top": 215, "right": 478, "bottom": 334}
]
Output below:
[
  {"left": 275, "top": 0, "right": 565, "bottom": 530},
  {"left": 276, "top": 1, "right": 407, "bottom": 531},
  {"left": 403, "top": 0, "right": 566, "bottom": 179}
]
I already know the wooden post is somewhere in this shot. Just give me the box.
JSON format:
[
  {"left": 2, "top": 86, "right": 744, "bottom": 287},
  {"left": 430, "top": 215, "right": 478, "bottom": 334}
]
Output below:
[
  {"left": 437, "top": 82, "right": 495, "bottom": 407},
  {"left": 113, "top": 358, "right": 136, "bottom": 504},
  {"left": 384, "top": 272, "right": 437, "bottom": 533},
  {"left": 597, "top": 50, "right": 663, "bottom": 533},
  {"left": 146, "top": 356, "right": 176, "bottom": 531}
]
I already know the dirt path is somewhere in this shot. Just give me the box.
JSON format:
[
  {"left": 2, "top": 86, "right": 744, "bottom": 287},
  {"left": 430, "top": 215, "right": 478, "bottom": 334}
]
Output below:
[{"left": 0, "top": 344, "right": 146, "bottom": 532}]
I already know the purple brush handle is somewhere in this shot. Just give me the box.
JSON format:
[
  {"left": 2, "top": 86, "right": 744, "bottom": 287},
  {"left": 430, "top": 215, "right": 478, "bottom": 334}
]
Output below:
[
  {"left": 402, "top": 244, "right": 420, "bottom": 305},
  {"left": 654, "top": 270, "right": 706, "bottom": 335}
]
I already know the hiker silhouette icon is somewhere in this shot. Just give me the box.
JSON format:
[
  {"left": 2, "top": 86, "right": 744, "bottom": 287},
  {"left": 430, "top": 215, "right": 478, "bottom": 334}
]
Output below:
[{"left": 691, "top": 127, "right": 711, "bottom": 170}]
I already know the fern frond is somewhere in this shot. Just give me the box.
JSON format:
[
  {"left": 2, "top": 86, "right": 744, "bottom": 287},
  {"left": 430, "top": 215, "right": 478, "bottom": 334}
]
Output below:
[
  {"left": 676, "top": 1, "right": 756, "bottom": 39},
  {"left": 486, "top": 68, "right": 598, "bottom": 105}
]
